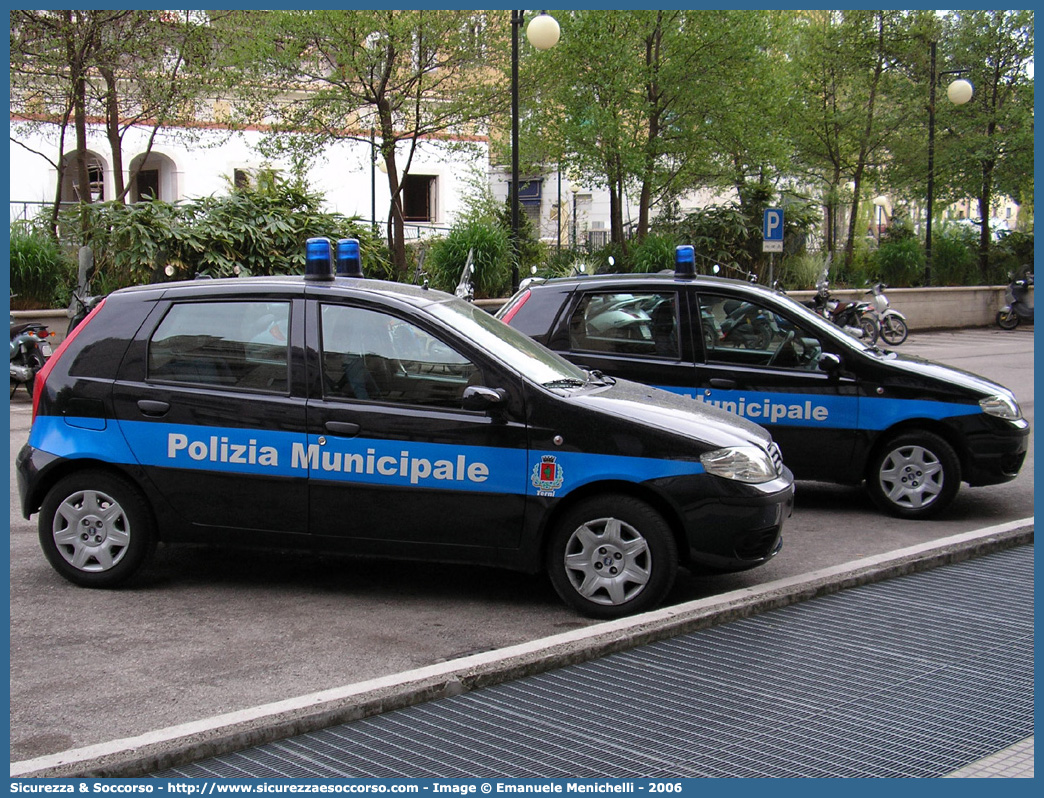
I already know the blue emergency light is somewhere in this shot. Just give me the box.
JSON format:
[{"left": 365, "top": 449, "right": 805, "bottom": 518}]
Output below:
[
  {"left": 305, "top": 237, "right": 334, "bottom": 281},
  {"left": 336, "top": 238, "right": 363, "bottom": 277},
  {"left": 675, "top": 245, "right": 696, "bottom": 278}
]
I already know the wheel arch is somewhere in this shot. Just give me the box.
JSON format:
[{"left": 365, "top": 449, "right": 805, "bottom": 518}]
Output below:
[
  {"left": 538, "top": 479, "right": 690, "bottom": 568},
  {"left": 865, "top": 418, "right": 967, "bottom": 483},
  {"left": 27, "top": 459, "right": 160, "bottom": 533}
]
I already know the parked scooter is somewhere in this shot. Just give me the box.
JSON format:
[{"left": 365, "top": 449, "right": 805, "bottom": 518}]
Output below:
[
  {"left": 10, "top": 300, "right": 54, "bottom": 397},
  {"left": 866, "top": 282, "right": 909, "bottom": 345},
  {"left": 807, "top": 266, "right": 879, "bottom": 343},
  {"left": 67, "top": 246, "right": 105, "bottom": 335},
  {"left": 996, "top": 268, "right": 1034, "bottom": 330}
]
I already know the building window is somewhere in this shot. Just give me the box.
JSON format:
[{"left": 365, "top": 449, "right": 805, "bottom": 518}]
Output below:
[
  {"left": 402, "top": 174, "right": 436, "bottom": 222},
  {"left": 134, "top": 169, "right": 160, "bottom": 202}
]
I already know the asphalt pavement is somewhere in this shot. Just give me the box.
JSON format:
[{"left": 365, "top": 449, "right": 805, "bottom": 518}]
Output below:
[{"left": 8, "top": 326, "right": 1035, "bottom": 776}]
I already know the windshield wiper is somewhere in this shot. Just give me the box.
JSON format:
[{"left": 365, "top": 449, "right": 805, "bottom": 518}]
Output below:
[{"left": 543, "top": 378, "right": 587, "bottom": 389}]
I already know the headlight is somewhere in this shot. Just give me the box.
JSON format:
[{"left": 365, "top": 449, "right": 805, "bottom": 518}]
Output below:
[
  {"left": 980, "top": 394, "right": 1023, "bottom": 421},
  {"left": 700, "top": 446, "right": 779, "bottom": 484}
]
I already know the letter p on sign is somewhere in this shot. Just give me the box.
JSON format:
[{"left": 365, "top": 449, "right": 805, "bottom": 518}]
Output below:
[{"left": 763, "top": 208, "right": 783, "bottom": 252}]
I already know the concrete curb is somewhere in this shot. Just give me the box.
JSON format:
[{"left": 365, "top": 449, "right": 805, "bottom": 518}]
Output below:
[{"left": 11, "top": 518, "right": 1033, "bottom": 779}]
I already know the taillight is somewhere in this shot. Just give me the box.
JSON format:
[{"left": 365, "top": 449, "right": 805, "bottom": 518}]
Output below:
[
  {"left": 498, "top": 289, "right": 531, "bottom": 324},
  {"left": 32, "top": 298, "right": 107, "bottom": 423}
]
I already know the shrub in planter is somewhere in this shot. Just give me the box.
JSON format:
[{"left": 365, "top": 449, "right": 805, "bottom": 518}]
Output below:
[
  {"left": 424, "top": 217, "right": 511, "bottom": 297},
  {"left": 931, "top": 225, "right": 978, "bottom": 286},
  {"left": 873, "top": 237, "right": 925, "bottom": 287},
  {"left": 9, "top": 221, "right": 75, "bottom": 308}
]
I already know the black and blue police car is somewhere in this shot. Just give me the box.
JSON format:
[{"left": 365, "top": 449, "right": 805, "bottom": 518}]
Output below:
[
  {"left": 498, "top": 246, "right": 1029, "bottom": 519},
  {"left": 17, "top": 239, "right": 793, "bottom": 618}
]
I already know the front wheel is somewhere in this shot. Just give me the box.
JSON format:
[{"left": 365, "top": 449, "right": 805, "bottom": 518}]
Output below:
[
  {"left": 996, "top": 309, "right": 1020, "bottom": 330},
  {"left": 860, "top": 316, "right": 880, "bottom": 345},
  {"left": 38, "top": 470, "right": 156, "bottom": 587},
  {"left": 546, "top": 496, "right": 678, "bottom": 619},
  {"left": 866, "top": 431, "right": 961, "bottom": 519},
  {"left": 879, "top": 314, "right": 909, "bottom": 346}
]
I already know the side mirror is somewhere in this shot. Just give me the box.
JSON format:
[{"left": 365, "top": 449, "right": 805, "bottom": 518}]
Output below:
[
  {"left": 461, "top": 385, "right": 506, "bottom": 412},
  {"left": 818, "top": 353, "right": 842, "bottom": 374}
]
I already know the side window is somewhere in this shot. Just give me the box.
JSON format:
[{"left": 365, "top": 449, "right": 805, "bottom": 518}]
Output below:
[
  {"left": 567, "top": 292, "right": 679, "bottom": 358},
  {"left": 698, "top": 294, "right": 823, "bottom": 370},
  {"left": 321, "top": 305, "right": 479, "bottom": 408},
  {"left": 148, "top": 301, "right": 291, "bottom": 392}
]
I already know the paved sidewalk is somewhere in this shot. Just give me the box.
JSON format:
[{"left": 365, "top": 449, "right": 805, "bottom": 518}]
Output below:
[
  {"left": 945, "top": 737, "right": 1034, "bottom": 778},
  {"left": 13, "top": 523, "right": 1033, "bottom": 779},
  {"left": 148, "top": 544, "right": 1034, "bottom": 779}
]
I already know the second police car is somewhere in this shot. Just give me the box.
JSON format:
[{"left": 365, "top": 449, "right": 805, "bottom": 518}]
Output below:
[
  {"left": 17, "top": 239, "right": 793, "bottom": 619},
  {"left": 498, "top": 246, "right": 1029, "bottom": 519}
]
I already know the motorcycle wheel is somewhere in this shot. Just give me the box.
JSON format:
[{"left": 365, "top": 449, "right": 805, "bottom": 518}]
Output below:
[
  {"left": 879, "top": 315, "right": 909, "bottom": 346},
  {"left": 996, "top": 309, "right": 1020, "bottom": 330},
  {"left": 860, "top": 317, "right": 880, "bottom": 345},
  {"left": 10, "top": 353, "right": 43, "bottom": 397}
]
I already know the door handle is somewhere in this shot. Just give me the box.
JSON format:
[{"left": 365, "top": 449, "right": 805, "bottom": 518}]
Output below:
[
  {"left": 324, "top": 421, "right": 361, "bottom": 437},
  {"left": 709, "top": 378, "right": 736, "bottom": 390},
  {"left": 137, "top": 400, "right": 170, "bottom": 417}
]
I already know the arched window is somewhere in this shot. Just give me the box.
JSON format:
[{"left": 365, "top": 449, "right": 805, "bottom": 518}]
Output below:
[
  {"left": 129, "top": 152, "right": 179, "bottom": 203},
  {"left": 60, "top": 151, "right": 106, "bottom": 202}
]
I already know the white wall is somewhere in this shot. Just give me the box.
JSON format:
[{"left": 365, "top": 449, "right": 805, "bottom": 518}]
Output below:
[{"left": 9, "top": 119, "right": 488, "bottom": 231}]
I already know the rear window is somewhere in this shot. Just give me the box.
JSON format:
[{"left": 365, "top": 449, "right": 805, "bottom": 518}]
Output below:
[{"left": 147, "top": 301, "right": 291, "bottom": 393}]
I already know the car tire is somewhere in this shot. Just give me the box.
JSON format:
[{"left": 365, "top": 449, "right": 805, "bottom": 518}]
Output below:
[
  {"left": 880, "top": 315, "right": 909, "bottom": 346},
  {"left": 546, "top": 495, "right": 677, "bottom": 619},
  {"left": 866, "top": 431, "right": 961, "bottom": 519},
  {"left": 996, "top": 309, "right": 1020, "bottom": 330},
  {"left": 38, "top": 470, "right": 156, "bottom": 588}
]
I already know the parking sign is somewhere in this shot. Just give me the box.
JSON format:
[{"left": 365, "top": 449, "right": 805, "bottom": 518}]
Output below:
[{"left": 763, "top": 208, "right": 783, "bottom": 253}]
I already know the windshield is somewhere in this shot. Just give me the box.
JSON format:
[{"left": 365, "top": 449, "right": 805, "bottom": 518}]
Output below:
[{"left": 427, "top": 297, "right": 591, "bottom": 387}]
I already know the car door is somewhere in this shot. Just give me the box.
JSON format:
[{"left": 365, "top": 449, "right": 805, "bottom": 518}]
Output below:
[
  {"left": 111, "top": 296, "right": 310, "bottom": 543},
  {"left": 547, "top": 287, "right": 697, "bottom": 391},
  {"left": 304, "top": 298, "right": 530, "bottom": 554},
  {"left": 693, "top": 290, "right": 861, "bottom": 482}
]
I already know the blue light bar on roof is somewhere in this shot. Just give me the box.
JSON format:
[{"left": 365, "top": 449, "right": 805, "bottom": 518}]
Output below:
[
  {"left": 675, "top": 245, "right": 696, "bottom": 278},
  {"left": 305, "top": 237, "right": 334, "bottom": 281},
  {"left": 336, "top": 238, "right": 363, "bottom": 277}
]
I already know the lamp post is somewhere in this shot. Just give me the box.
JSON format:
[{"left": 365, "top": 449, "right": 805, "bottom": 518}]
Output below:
[
  {"left": 925, "top": 40, "right": 973, "bottom": 285},
  {"left": 873, "top": 195, "right": 888, "bottom": 242},
  {"left": 511, "top": 10, "right": 560, "bottom": 291},
  {"left": 570, "top": 183, "right": 580, "bottom": 249}
]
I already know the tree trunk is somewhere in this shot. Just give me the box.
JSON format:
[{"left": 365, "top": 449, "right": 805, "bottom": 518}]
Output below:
[{"left": 100, "top": 67, "right": 126, "bottom": 202}]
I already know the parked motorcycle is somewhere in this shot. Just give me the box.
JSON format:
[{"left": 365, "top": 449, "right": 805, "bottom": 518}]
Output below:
[
  {"left": 807, "top": 267, "right": 879, "bottom": 343},
  {"left": 996, "top": 268, "right": 1034, "bottom": 330},
  {"left": 67, "top": 246, "right": 105, "bottom": 335},
  {"left": 10, "top": 303, "right": 54, "bottom": 397},
  {"left": 866, "top": 282, "right": 909, "bottom": 345}
]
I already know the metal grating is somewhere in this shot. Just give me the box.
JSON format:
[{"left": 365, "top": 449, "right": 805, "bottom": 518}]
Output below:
[{"left": 154, "top": 545, "right": 1034, "bottom": 779}]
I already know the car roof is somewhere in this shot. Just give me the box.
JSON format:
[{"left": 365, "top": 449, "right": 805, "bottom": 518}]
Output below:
[
  {"left": 111, "top": 275, "right": 455, "bottom": 309},
  {"left": 526, "top": 271, "right": 771, "bottom": 294}
]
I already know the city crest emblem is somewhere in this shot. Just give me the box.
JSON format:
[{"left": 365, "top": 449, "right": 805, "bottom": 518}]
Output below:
[{"left": 531, "top": 454, "right": 564, "bottom": 497}]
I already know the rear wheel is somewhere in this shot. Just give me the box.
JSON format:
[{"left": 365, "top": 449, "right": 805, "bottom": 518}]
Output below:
[
  {"left": 38, "top": 470, "right": 156, "bottom": 587},
  {"left": 996, "top": 309, "right": 1020, "bottom": 330},
  {"left": 879, "top": 315, "right": 909, "bottom": 345},
  {"left": 866, "top": 431, "right": 961, "bottom": 519},
  {"left": 546, "top": 496, "right": 677, "bottom": 619}
]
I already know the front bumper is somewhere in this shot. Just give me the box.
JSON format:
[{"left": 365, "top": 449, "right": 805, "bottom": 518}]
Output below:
[
  {"left": 675, "top": 468, "right": 794, "bottom": 572},
  {"left": 963, "top": 418, "right": 1030, "bottom": 487}
]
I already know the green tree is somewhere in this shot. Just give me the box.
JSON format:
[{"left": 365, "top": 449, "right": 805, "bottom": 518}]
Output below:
[
  {"left": 788, "top": 10, "right": 915, "bottom": 265},
  {"left": 947, "top": 10, "right": 1034, "bottom": 275},
  {"left": 10, "top": 10, "right": 219, "bottom": 231},
  {"left": 523, "top": 10, "right": 789, "bottom": 252},
  {"left": 217, "top": 9, "right": 502, "bottom": 280}
]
